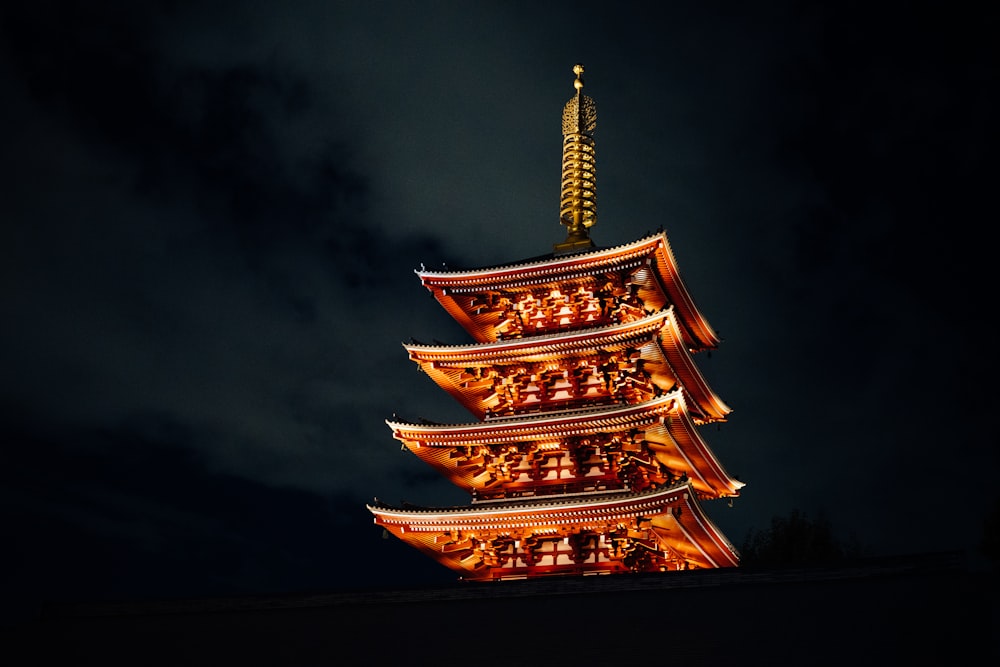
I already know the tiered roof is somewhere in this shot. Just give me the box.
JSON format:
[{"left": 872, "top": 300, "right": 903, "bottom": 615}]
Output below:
[
  {"left": 370, "top": 483, "right": 739, "bottom": 578},
  {"left": 387, "top": 391, "right": 743, "bottom": 500},
  {"left": 415, "top": 231, "right": 721, "bottom": 350},
  {"left": 403, "top": 307, "right": 730, "bottom": 422}
]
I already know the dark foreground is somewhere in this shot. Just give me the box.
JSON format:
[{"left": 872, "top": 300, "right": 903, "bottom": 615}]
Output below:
[{"left": 6, "top": 551, "right": 997, "bottom": 666}]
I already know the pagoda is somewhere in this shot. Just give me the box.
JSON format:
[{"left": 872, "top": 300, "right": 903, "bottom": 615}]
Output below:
[{"left": 368, "top": 64, "right": 743, "bottom": 579}]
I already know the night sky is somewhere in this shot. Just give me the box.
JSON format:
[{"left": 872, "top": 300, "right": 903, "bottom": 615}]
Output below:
[{"left": 2, "top": 1, "right": 997, "bottom": 619}]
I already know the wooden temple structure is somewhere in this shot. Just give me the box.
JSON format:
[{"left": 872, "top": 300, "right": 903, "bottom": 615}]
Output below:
[{"left": 368, "top": 64, "right": 743, "bottom": 580}]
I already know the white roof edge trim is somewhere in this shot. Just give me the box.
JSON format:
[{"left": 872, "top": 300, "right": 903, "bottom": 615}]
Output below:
[
  {"left": 403, "top": 306, "right": 674, "bottom": 354},
  {"left": 385, "top": 390, "right": 685, "bottom": 433},
  {"left": 414, "top": 232, "right": 667, "bottom": 280},
  {"left": 366, "top": 482, "right": 693, "bottom": 520}
]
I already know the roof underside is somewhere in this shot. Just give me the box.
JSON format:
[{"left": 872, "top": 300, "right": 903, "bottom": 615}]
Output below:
[
  {"left": 416, "top": 232, "right": 720, "bottom": 350},
  {"left": 388, "top": 393, "right": 743, "bottom": 500},
  {"left": 368, "top": 483, "right": 739, "bottom": 579},
  {"left": 404, "top": 308, "right": 730, "bottom": 423}
]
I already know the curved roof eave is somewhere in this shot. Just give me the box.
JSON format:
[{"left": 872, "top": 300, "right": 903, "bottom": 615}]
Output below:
[
  {"left": 386, "top": 391, "right": 685, "bottom": 438},
  {"left": 415, "top": 231, "right": 720, "bottom": 350},
  {"left": 403, "top": 307, "right": 731, "bottom": 422},
  {"left": 367, "top": 482, "right": 740, "bottom": 568},
  {"left": 403, "top": 308, "right": 672, "bottom": 358},
  {"left": 367, "top": 480, "right": 693, "bottom": 518}
]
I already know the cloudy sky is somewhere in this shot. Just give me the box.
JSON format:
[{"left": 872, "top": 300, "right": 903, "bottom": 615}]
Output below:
[{"left": 2, "top": 1, "right": 997, "bottom": 616}]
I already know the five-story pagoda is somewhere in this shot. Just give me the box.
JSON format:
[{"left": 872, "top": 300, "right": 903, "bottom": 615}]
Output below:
[{"left": 368, "top": 65, "right": 743, "bottom": 580}]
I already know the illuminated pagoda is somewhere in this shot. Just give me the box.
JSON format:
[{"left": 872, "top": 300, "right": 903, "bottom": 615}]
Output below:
[{"left": 368, "top": 64, "right": 743, "bottom": 579}]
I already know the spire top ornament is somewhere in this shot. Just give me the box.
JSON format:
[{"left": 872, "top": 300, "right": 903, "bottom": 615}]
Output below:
[{"left": 555, "top": 63, "right": 597, "bottom": 255}]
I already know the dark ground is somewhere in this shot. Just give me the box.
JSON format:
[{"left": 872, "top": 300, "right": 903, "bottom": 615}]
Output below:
[{"left": 6, "top": 551, "right": 996, "bottom": 667}]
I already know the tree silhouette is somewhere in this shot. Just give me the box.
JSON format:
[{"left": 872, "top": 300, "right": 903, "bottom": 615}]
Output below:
[
  {"left": 981, "top": 496, "right": 1000, "bottom": 572},
  {"left": 740, "top": 509, "right": 858, "bottom": 567}
]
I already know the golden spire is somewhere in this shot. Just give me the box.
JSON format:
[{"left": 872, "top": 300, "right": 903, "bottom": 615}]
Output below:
[{"left": 554, "top": 63, "right": 597, "bottom": 255}]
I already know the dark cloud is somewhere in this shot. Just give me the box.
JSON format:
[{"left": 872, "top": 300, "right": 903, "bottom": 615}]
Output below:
[
  {"left": 0, "top": 3, "right": 472, "bottom": 548},
  {"left": 0, "top": 419, "right": 453, "bottom": 623}
]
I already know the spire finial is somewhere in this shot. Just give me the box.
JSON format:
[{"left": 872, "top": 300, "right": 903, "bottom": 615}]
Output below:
[{"left": 554, "top": 63, "right": 597, "bottom": 255}]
